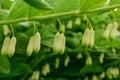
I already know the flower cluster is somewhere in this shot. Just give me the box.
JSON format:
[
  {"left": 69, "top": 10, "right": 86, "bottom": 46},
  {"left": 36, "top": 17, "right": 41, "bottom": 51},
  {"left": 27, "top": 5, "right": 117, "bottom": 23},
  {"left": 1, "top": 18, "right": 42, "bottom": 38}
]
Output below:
[
  {"left": 53, "top": 32, "right": 66, "bottom": 54},
  {"left": 1, "top": 36, "right": 17, "bottom": 57},
  {"left": 103, "top": 21, "right": 118, "bottom": 40},
  {"left": 26, "top": 32, "right": 41, "bottom": 56},
  {"left": 82, "top": 28, "right": 94, "bottom": 48}
]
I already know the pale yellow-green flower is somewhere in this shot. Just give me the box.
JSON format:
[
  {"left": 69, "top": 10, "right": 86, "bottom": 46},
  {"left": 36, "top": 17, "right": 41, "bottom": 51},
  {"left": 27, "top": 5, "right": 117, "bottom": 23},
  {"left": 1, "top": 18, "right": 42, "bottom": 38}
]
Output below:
[
  {"left": 1, "top": 37, "right": 10, "bottom": 56},
  {"left": 64, "top": 56, "right": 70, "bottom": 67},
  {"left": 103, "top": 23, "right": 113, "bottom": 39},
  {"left": 53, "top": 32, "right": 66, "bottom": 54},
  {"left": 33, "top": 32, "right": 41, "bottom": 53},
  {"left": 55, "top": 57, "right": 60, "bottom": 69},
  {"left": 110, "top": 21, "right": 119, "bottom": 39},
  {"left": 86, "top": 56, "right": 92, "bottom": 66},
  {"left": 75, "top": 17, "right": 81, "bottom": 25},
  {"left": 67, "top": 20, "right": 73, "bottom": 29},
  {"left": 82, "top": 28, "right": 90, "bottom": 47},
  {"left": 26, "top": 36, "right": 34, "bottom": 56},
  {"left": 7, "top": 36, "right": 17, "bottom": 57},
  {"left": 41, "top": 63, "right": 50, "bottom": 76},
  {"left": 29, "top": 70, "right": 40, "bottom": 80},
  {"left": 89, "top": 28, "right": 94, "bottom": 48}
]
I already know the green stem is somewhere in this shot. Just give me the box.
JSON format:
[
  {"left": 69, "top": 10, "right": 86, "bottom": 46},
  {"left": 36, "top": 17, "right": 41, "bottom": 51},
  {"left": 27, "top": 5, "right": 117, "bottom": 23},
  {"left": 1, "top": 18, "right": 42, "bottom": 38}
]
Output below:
[
  {"left": 10, "top": 24, "right": 14, "bottom": 36},
  {"left": 0, "top": 4, "right": 120, "bottom": 25},
  {"left": 111, "top": 10, "right": 116, "bottom": 21},
  {"left": 84, "top": 14, "right": 93, "bottom": 29},
  {"left": 57, "top": 18, "right": 64, "bottom": 33},
  {"left": 32, "top": 21, "right": 38, "bottom": 35}
]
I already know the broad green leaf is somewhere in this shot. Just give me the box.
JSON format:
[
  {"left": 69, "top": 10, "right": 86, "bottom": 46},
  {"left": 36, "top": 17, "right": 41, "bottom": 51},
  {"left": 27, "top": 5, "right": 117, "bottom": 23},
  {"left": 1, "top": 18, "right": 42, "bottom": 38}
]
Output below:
[
  {"left": 80, "top": 61, "right": 103, "bottom": 74},
  {"left": 24, "top": 0, "right": 54, "bottom": 10},
  {"left": 109, "top": 0, "right": 120, "bottom": 5},
  {"left": 0, "top": 0, "right": 12, "bottom": 9},
  {"left": 55, "top": 0, "right": 79, "bottom": 12},
  {"left": 78, "top": 0, "right": 107, "bottom": 12},
  {"left": 9, "top": 0, "right": 28, "bottom": 19},
  {"left": 9, "top": 0, "right": 52, "bottom": 19},
  {"left": 0, "top": 63, "right": 31, "bottom": 77},
  {"left": 0, "top": 9, "right": 9, "bottom": 20},
  {"left": 40, "top": 26, "right": 57, "bottom": 47},
  {"left": 0, "top": 55, "right": 10, "bottom": 74}
]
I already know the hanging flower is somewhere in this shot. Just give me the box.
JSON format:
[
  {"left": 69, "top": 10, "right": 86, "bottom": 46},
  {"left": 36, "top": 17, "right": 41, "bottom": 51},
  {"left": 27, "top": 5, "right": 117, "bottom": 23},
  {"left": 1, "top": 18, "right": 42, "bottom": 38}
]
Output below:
[
  {"left": 109, "top": 21, "right": 119, "bottom": 39},
  {"left": 28, "top": 70, "right": 40, "bottom": 80},
  {"left": 53, "top": 32, "right": 66, "bottom": 54},
  {"left": 103, "top": 21, "right": 119, "bottom": 40},
  {"left": 26, "top": 36, "right": 34, "bottom": 56},
  {"left": 86, "top": 56, "right": 92, "bottom": 66},
  {"left": 41, "top": 63, "right": 50, "bottom": 76},
  {"left": 3, "top": 25, "right": 10, "bottom": 36},
  {"left": 64, "top": 56, "right": 70, "bottom": 67},
  {"left": 26, "top": 32, "right": 41, "bottom": 56},
  {"left": 55, "top": 57, "right": 60, "bottom": 69},
  {"left": 67, "top": 20, "right": 73, "bottom": 29},
  {"left": 33, "top": 32, "right": 41, "bottom": 53},
  {"left": 1, "top": 37, "right": 11, "bottom": 56},
  {"left": 75, "top": 17, "right": 81, "bottom": 25},
  {"left": 82, "top": 28, "right": 95, "bottom": 48},
  {"left": 7, "top": 36, "right": 17, "bottom": 57},
  {"left": 103, "top": 22, "right": 113, "bottom": 39},
  {"left": 89, "top": 28, "right": 94, "bottom": 48},
  {"left": 82, "top": 28, "right": 90, "bottom": 47}
]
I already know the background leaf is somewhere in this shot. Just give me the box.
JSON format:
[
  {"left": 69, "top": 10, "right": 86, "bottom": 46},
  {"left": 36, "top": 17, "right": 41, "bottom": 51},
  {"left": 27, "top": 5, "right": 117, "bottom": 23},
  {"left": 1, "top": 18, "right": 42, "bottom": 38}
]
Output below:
[{"left": 0, "top": 55, "right": 10, "bottom": 74}]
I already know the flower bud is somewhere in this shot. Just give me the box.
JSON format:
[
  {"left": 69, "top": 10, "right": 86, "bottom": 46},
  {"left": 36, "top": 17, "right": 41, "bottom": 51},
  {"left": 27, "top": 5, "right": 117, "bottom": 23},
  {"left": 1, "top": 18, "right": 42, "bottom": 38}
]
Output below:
[
  {"left": 99, "top": 53, "right": 105, "bottom": 64},
  {"left": 103, "top": 23, "right": 113, "bottom": 39},
  {"left": 75, "top": 17, "right": 81, "bottom": 25},
  {"left": 112, "top": 67, "right": 119, "bottom": 78},
  {"left": 33, "top": 32, "right": 41, "bottom": 53},
  {"left": 26, "top": 36, "right": 34, "bottom": 56},
  {"left": 77, "top": 53, "right": 83, "bottom": 59},
  {"left": 67, "top": 20, "right": 72, "bottom": 29},
  {"left": 29, "top": 70, "right": 40, "bottom": 80},
  {"left": 112, "top": 48, "right": 116, "bottom": 54},
  {"left": 1, "top": 37, "right": 10, "bottom": 56},
  {"left": 89, "top": 28, "right": 94, "bottom": 48},
  {"left": 55, "top": 57, "right": 60, "bottom": 69},
  {"left": 92, "top": 75, "right": 98, "bottom": 80},
  {"left": 41, "top": 63, "right": 50, "bottom": 76},
  {"left": 106, "top": 67, "right": 113, "bottom": 79},
  {"left": 99, "top": 72, "right": 105, "bottom": 79},
  {"left": 64, "top": 56, "right": 70, "bottom": 67},
  {"left": 53, "top": 32, "right": 66, "bottom": 54},
  {"left": 82, "top": 28, "right": 90, "bottom": 47},
  {"left": 84, "top": 77, "right": 88, "bottom": 80},
  {"left": 86, "top": 56, "right": 92, "bottom": 66},
  {"left": 8, "top": 36, "right": 17, "bottom": 57},
  {"left": 3, "top": 25, "right": 10, "bottom": 36},
  {"left": 110, "top": 21, "right": 118, "bottom": 40}
]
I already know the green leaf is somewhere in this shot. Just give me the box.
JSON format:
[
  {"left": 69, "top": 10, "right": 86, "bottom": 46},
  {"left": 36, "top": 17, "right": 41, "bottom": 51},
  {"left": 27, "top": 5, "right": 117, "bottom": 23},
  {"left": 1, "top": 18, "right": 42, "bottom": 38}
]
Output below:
[
  {"left": 80, "top": 61, "right": 103, "bottom": 74},
  {"left": 0, "top": 0, "right": 12, "bottom": 9},
  {"left": 8, "top": 0, "right": 28, "bottom": 19},
  {"left": 40, "top": 26, "right": 57, "bottom": 47},
  {"left": 55, "top": 0, "right": 79, "bottom": 12},
  {"left": 0, "top": 9, "right": 9, "bottom": 20},
  {"left": 109, "top": 0, "right": 120, "bottom": 5},
  {"left": 9, "top": 0, "right": 52, "bottom": 19},
  {"left": 78, "top": 0, "right": 107, "bottom": 11},
  {"left": 24, "top": 0, "right": 54, "bottom": 10},
  {"left": 0, "top": 55, "right": 10, "bottom": 74}
]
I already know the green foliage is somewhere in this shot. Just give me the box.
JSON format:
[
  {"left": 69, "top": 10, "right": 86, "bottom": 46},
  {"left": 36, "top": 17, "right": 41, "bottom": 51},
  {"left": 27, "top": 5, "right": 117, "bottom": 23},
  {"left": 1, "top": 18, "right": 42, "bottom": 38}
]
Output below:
[
  {"left": 0, "top": 55, "right": 10, "bottom": 74},
  {"left": 0, "top": 0, "right": 120, "bottom": 80}
]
